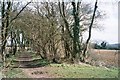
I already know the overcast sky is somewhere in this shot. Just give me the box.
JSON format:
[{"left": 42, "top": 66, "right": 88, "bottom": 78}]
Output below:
[{"left": 83, "top": 0, "right": 119, "bottom": 44}]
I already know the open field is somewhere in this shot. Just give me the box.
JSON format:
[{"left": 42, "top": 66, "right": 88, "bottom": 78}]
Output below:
[{"left": 88, "top": 49, "right": 119, "bottom": 68}]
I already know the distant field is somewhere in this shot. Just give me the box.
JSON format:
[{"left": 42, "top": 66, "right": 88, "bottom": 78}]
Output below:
[{"left": 88, "top": 49, "right": 119, "bottom": 67}]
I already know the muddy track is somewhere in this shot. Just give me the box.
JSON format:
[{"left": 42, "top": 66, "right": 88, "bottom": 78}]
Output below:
[{"left": 21, "top": 67, "right": 55, "bottom": 78}]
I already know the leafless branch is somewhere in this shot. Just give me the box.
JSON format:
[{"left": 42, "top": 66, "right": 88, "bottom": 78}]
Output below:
[{"left": 10, "top": 1, "right": 31, "bottom": 23}]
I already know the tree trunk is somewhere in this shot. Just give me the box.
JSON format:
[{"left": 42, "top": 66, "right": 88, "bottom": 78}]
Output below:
[
  {"left": 82, "top": 0, "right": 98, "bottom": 62},
  {"left": 71, "top": 2, "right": 81, "bottom": 62},
  {"left": 1, "top": 1, "right": 5, "bottom": 62},
  {"left": 1, "top": 1, "right": 11, "bottom": 68}
]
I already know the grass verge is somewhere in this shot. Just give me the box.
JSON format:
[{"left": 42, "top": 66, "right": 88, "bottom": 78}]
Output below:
[
  {"left": 3, "top": 68, "right": 28, "bottom": 78},
  {"left": 40, "top": 63, "right": 118, "bottom": 78}
]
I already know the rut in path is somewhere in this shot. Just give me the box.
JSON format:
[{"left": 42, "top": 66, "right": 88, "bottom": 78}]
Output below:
[
  {"left": 21, "top": 67, "right": 54, "bottom": 78},
  {"left": 12, "top": 51, "right": 48, "bottom": 68}
]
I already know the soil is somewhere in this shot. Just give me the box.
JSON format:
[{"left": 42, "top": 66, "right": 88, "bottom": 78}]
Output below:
[{"left": 21, "top": 67, "right": 59, "bottom": 78}]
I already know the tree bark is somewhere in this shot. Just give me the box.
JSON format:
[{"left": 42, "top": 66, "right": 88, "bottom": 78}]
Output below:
[
  {"left": 82, "top": 0, "right": 98, "bottom": 62},
  {"left": 1, "top": 1, "right": 5, "bottom": 61},
  {"left": 71, "top": 1, "right": 81, "bottom": 62}
]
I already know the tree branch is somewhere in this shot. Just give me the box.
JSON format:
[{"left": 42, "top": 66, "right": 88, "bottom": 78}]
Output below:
[
  {"left": 83, "top": 0, "right": 98, "bottom": 59},
  {"left": 10, "top": 2, "right": 31, "bottom": 23},
  {"left": 58, "top": 2, "right": 73, "bottom": 38}
]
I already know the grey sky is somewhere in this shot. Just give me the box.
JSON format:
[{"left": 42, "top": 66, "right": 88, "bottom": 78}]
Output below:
[{"left": 83, "top": 0, "right": 119, "bottom": 44}]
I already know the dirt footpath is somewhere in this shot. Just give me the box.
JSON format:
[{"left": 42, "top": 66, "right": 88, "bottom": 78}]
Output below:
[
  {"left": 21, "top": 66, "right": 59, "bottom": 78},
  {"left": 21, "top": 67, "right": 49, "bottom": 78}
]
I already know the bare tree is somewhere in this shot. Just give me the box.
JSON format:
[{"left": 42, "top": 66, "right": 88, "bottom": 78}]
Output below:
[
  {"left": 58, "top": 0, "right": 99, "bottom": 62},
  {"left": 9, "top": 0, "right": 102, "bottom": 63},
  {"left": 82, "top": 0, "right": 98, "bottom": 62}
]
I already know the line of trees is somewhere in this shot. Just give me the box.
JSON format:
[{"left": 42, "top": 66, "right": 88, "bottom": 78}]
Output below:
[
  {"left": 93, "top": 41, "right": 120, "bottom": 50},
  {"left": 0, "top": 0, "right": 104, "bottom": 66},
  {"left": 0, "top": 0, "right": 31, "bottom": 67}
]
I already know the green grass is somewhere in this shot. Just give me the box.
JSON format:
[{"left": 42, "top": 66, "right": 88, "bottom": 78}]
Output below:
[
  {"left": 2, "top": 50, "right": 119, "bottom": 78},
  {"left": 47, "top": 63, "right": 118, "bottom": 78},
  {"left": 2, "top": 63, "right": 118, "bottom": 78},
  {"left": 3, "top": 68, "right": 27, "bottom": 78}
]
